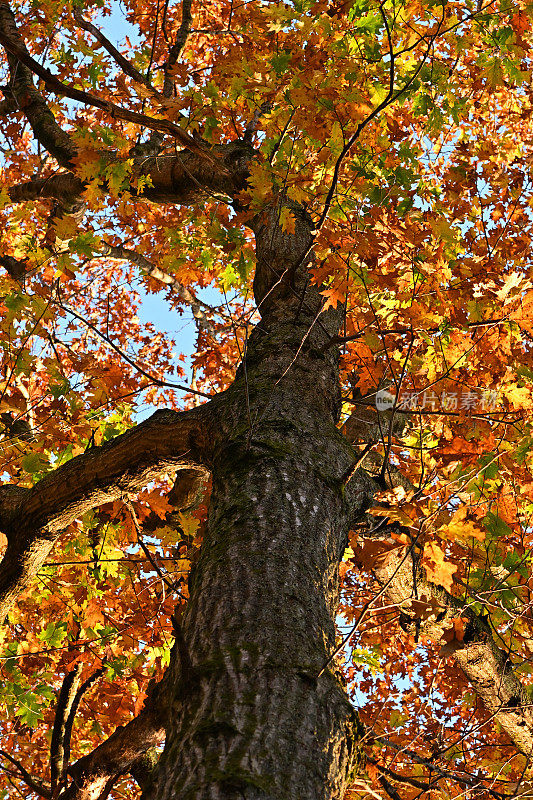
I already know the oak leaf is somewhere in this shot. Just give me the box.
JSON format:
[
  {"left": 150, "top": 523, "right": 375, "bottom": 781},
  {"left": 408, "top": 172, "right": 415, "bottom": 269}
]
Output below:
[{"left": 422, "top": 542, "right": 457, "bottom": 592}]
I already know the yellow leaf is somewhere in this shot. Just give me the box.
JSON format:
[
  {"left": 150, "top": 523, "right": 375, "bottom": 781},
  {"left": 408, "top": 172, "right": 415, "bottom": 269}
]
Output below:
[
  {"left": 134, "top": 82, "right": 156, "bottom": 99},
  {"left": 484, "top": 58, "right": 505, "bottom": 88},
  {"left": 279, "top": 207, "right": 296, "bottom": 235},
  {"left": 178, "top": 511, "right": 200, "bottom": 539},
  {"left": 430, "top": 216, "right": 456, "bottom": 244},
  {"left": 369, "top": 505, "right": 415, "bottom": 528},
  {"left": 439, "top": 508, "right": 485, "bottom": 542},
  {"left": 0, "top": 186, "right": 10, "bottom": 210},
  {"left": 504, "top": 384, "right": 533, "bottom": 410}
]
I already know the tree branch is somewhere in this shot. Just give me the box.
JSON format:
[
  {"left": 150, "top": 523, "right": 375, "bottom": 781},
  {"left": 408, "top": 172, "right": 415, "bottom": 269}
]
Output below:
[
  {"left": 51, "top": 665, "right": 83, "bottom": 792},
  {"left": 0, "top": 96, "right": 18, "bottom": 116},
  {"left": 367, "top": 536, "right": 533, "bottom": 757},
  {"left": 52, "top": 297, "right": 213, "bottom": 397},
  {"left": 7, "top": 140, "right": 254, "bottom": 206},
  {"left": 374, "top": 738, "right": 507, "bottom": 799},
  {"left": 0, "top": 5, "right": 210, "bottom": 160},
  {"left": 128, "top": 749, "right": 159, "bottom": 794},
  {"left": 162, "top": 0, "right": 192, "bottom": 97},
  {"left": 125, "top": 499, "right": 177, "bottom": 593},
  {"left": 62, "top": 702, "right": 164, "bottom": 800},
  {"left": 367, "top": 757, "right": 434, "bottom": 792},
  {"left": 0, "top": 2, "right": 77, "bottom": 168},
  {"left": 98, "top": 242, "right": 217, "bottom": 334},
  {"left": 0, "top": 403, "right": 216, "bottom": 623},
  {"left": 63, "top": 669, "right": 105, "bottom": 774},
  {"left": 61, "top": 637, "right": 182, "bottom": 800},
  {"left": 0, "top": 253, "right": 26, "bottom": 281},
  {"left": 72, "top": 6, "right": 156, "bottom": 93},
  {"left": 0, "top": 750, "right": 51, "bottom": 799}
]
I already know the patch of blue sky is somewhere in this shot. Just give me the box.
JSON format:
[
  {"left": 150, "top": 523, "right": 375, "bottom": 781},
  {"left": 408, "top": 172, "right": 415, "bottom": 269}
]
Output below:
[
  {"left": 100, "top": 0, "right": 142, "bottom": 45},
  {"left": 133, "top": 281, "right": 225, "bottom": 420}
]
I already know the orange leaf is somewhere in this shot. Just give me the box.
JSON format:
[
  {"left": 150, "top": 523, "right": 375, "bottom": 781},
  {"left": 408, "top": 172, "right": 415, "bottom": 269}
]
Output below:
[
  {"left": 321, "top": 284, "right": 347, "bottom": 310},
  {"left": 422, "top": 542, "right": 457, "bottom": 592},
  {"left": 439, "top": 617, "right": 467, "bottom": 656}
]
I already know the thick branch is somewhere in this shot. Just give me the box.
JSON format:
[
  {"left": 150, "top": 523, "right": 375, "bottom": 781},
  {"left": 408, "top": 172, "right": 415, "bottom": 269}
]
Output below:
[
  {"left": 8, "top": 173, "right": 84, "bottom": 204},
  {"left": 0, "top": 404, "right": 216, "bottom": 622},
  {"left": 63, "top": 670, "right": 105, "bottom": 773},
  {"left": 0, "top": 253, "right": 26, "bottom": 281},
  {"left": 51, "top": 665, "right": 83, "bottom": 791},
  {"left": 129, "top": 749, "right": 159, "bottom": 794},
  {"left": 369, "top": 539, "right": 533, "bottom": 756},
  {"left": 0, "top": 2, "right": 77, "bottom": 167},
  {"left": 0, "top": 96, "right": 18, "bottom": 116},
  {"left": 62, "top": 695, "right": 164, "bottom": 800},
  {"left": 3, "top": 140, "right": 252, "bottom": 293},
  {"left": 163, "top": 0, "right": 192, "bottom": 97},
  {"left": 8, "top": 140, "right": 254, "bottom": 206}
]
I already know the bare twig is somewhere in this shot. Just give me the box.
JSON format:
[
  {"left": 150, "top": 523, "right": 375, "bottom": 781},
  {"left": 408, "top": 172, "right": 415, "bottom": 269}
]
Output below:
[
  {"left": 124, "top": 499, "right": 178, "bottom": 593},
  {"left": 98, "top": 242, "right": 218, "bottom": 335},
  {"left": 53, "top": 298, "right": 213, "bottom": 398},
  {"left": 0, "top": 751, "right": 51, "bottom": 798}
]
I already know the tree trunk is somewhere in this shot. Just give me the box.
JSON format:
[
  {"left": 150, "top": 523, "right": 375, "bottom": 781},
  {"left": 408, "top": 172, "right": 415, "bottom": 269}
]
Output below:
[{"left": 147, "top": 206, "right": 367, "bottom": 800}]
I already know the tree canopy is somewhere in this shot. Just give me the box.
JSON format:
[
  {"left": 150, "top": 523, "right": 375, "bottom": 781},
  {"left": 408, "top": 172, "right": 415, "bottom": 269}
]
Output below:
[{"left": 2, "top": 0, "right": 533, "bottom": 797}]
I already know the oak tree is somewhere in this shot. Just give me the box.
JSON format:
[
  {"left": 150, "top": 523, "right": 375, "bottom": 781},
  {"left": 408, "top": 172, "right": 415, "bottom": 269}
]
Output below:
[{"left": 1, "top": 0, "right": 533, "bottom": 797}]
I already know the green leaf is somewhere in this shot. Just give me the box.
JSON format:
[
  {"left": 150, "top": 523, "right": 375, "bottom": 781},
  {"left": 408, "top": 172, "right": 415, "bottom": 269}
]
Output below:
[
  {"left": 50, "top": 379, "right": 71, "bottom": 399},
  {"left": 484, "top": 511, "right": 512, "bottom": 540},
  {"left": 21, "top": 453, "right": 46, "bottom": 474},
  {"left": 271, "top": 51, "right": 292, "bottom": 76},
  {"left": 38, "top": 622, "right": 67, "bottom": 647},
  {"left": 237, "top": 251, "right": 247, "bottom": 282},
  {"left": 483, "top": 58, "right": 505, "bottom": 88}
]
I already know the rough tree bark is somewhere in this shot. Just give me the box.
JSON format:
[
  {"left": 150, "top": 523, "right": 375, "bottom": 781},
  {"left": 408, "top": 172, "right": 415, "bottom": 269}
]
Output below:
[
  {"left": 143, "top": 205, "right": 370, "bottom": 800},
  {"left": 0, "top": 185, "right": 375, "bottom": 798},
  {"left": 371, "top": 538, "right": 533, "bottom": 757}
]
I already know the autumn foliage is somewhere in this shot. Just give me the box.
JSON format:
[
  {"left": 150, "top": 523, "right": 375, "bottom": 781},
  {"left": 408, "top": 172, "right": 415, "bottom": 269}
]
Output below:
[{"left": 2, "top": 0, "right": 533, "bottom": 796}]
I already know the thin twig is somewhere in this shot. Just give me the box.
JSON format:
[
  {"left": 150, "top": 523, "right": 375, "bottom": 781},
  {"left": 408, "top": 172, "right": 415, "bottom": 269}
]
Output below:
[
  {"left": 72, "top": 6, "right": 156, "bottom": 91},
  {"left": 125, "top": 499, "right": 178, "bottom": 594},
  {"left": 0, "top": 751, "right": 51, "bottom": 799},
  {"left": 53, "top": 298, "right": 213, "bottom": 398}
]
